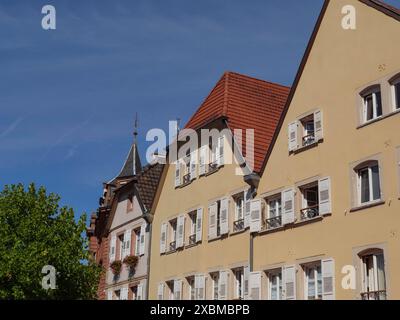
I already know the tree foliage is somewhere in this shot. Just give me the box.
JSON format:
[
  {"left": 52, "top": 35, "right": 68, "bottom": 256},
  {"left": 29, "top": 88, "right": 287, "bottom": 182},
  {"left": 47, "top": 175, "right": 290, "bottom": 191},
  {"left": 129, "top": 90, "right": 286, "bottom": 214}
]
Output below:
[{"left": 0, "top": 183, "right": 101, "bottom": 299}]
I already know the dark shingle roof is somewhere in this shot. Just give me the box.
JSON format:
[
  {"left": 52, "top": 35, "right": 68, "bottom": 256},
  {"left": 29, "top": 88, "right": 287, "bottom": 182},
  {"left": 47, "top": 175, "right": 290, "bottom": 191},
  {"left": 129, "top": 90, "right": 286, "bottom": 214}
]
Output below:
[{"left": 135, "top": 163, "right": 164, "bottom": 211}]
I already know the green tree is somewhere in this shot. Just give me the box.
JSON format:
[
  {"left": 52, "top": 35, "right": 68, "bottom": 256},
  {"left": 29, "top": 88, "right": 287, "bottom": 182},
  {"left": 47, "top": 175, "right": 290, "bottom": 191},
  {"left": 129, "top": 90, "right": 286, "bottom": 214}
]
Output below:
[{"left": 0, "top": 183, "right": 101, "bottom": 299}]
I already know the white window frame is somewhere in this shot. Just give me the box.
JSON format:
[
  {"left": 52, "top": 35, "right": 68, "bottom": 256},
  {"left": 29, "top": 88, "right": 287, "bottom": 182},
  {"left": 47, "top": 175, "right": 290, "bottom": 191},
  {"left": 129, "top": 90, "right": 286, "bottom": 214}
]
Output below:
[
  {"left": 362, "top": 89, "right": 382, "bottom": 123},
  {"left": 234, "top": 268, "right": 244, "bottom": 300},
  {"left": 187, "top": 276, "right": 195, "bottom": 300},
  {"left": 303, "top": 262, "right": 322, "bottom": 301},
  {"left": 134, "top": 228, "right": 141, "bottom": 257},
  {"left": 235, "top": 196, "right": 245, "bottom": 222},
  {"left": 360, "top": 251, "right": 386, "bottom": 300},
  {"left": 211, "top": 273, "right": 219, "bottom": 300},
  {"left": 391, "top": 77, "right": 400, "bottom": 110},
  {"left": 118, "top": 234, "right": 124, "bottom": 260},
  {"left": 300, "top": 114, "right": 315, "bottom": 146},
  {"left": 188, "top": 211, "right": 197, "bottom": 240},
  {"left": 267, "top": 269, "right": 282, "bottom": 300},
  {"left": 169, "top": 219, "right": 177, "bottom": 251},
  {"left": 357, "top": 164, "right": 381, "bottom": 205}
]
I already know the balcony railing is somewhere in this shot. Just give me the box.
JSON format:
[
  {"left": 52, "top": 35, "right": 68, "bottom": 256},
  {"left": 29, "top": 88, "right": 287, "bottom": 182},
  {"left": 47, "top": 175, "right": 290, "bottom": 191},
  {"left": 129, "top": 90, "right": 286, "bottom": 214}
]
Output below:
[
  {"left": 182, "top": 173, "right": 191, "bottom": 185},
  {"left": 208, "top": 161, "right": 218, "bottom": 172},
  {"left": 266, "top": 215, "right": 282, "bottom": 230},
  {"left": 361, "top": 290, "right": 387, "bottom": 300},
  {"left": 300, "top": 205, "right": 320, "bottom": 221},
  {"left": 302, "top": 133, "right": 316, "bottom": 147},
  {"left": 188, "top": 234, "right": 196, "bottom": 245},
  {"left": 169, "top": 241, "right": 176, "bottom": 252},
  {"left": 233, "top": 219, "right": 245, "bottom": 232}
]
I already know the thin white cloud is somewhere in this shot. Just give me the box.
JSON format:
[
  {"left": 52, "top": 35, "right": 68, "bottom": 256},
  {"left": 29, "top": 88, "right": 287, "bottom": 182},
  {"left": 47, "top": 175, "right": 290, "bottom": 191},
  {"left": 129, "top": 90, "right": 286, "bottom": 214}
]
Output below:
[{"left": 0, "top": 117, "right": 23, "bottom": 139}]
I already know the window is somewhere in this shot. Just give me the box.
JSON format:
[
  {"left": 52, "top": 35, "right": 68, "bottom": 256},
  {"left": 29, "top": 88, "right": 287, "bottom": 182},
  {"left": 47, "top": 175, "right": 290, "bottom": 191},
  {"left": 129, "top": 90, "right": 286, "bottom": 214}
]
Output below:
[
  {"left": 303, "top": 262, "right": 322, "bottom": 300},
  {"left": 183, "top": 150, "right": 191, "bottom": 185},
  {"left": 357, "top": 162, "right": 381, "bottom": 205},
  {"left": 169, "top": 219, "right": 177, "bottom": 251},
  {"left": 360, "top": 250, "right": 386, "bottom": 300},
  {"left": 130, "top": 286, "right": 138, "bottom": 300},
  {"left": 187, "top": 276, "right": 195, "bottom": 300},
  {"left": 233, "top": 268, "right": 244, "bottom": 300},
  {"left": 266, "top": 195, "right": 282, "bottom": 229},
  {"left": 209, "top": 139, "right": 218, "bottom": 171},
  {"left": 361, "top": 87, "right": 382, "bottom": 122},
  {"left": 134, "top": 228, "right": 141, "bottom": 256},
  {"left": 233, "top": 194, "right": 245, "bottom": 231},
  {"left": 118, "top": 234, "right": 124, "bottom": 260},
  {"left": 267, "top": 269, "right": 282, "bottom": 300},
  {"left": 166, "top": 281, "right": 174, "bottom": 300},
  {"left": 300, "top": 114, "right": 315, "bottom": 147},
  {"left": 300, "top": 183, "right": 319, "bottom": 221},
  {"left": 126, "top": 194, "right": 134, "bottom": 212},
  {"left": 114, "top": 289, "right": 121, "bottom": 300},
  {"left": 188, "top": 211, "right": 197, "bottom": 245},
  {"left": 390, "top": 75, "right": 400, "bottom": 110},
  {"left": 210, "top": 272, "right": 219, "bottom": 300}
]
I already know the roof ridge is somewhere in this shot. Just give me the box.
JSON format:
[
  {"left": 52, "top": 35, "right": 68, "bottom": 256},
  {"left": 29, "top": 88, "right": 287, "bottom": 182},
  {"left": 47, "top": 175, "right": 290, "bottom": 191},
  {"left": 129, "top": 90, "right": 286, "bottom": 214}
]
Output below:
[
  {"left": 223, "top": 71, "right": 229, "bottom": 116},
  {"left": 225, "top": 71, "right": 291, "bottom": 89}
]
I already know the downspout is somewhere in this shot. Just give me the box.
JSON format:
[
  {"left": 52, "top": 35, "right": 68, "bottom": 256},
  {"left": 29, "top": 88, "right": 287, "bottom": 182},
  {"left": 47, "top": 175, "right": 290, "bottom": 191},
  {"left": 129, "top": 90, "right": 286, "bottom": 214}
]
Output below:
[{"left": 143, "top": 211, "right": 154, "bottom": 300}]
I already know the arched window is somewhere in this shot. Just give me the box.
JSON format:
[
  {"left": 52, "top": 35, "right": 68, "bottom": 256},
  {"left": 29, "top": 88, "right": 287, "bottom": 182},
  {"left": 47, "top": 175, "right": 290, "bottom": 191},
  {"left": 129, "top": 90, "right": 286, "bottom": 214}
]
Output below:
[
  {"left": 354, "top": 160, "right": 381, "bottom": 205},
  {"left": 359, "top": 85, "right": 382, "bottom": 123},
  {"left": 358, "top": 248, "right": 386, "bottom": 300},
  {"left": 389, "top": 73, "right": 400, "bottom": 110}
]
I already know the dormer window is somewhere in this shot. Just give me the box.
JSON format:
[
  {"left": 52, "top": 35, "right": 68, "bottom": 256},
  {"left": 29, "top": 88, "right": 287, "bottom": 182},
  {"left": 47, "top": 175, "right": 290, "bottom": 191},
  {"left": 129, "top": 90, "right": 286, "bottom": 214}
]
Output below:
[{"left": 361, "top": 86, "right": 382, "bottom": 123}]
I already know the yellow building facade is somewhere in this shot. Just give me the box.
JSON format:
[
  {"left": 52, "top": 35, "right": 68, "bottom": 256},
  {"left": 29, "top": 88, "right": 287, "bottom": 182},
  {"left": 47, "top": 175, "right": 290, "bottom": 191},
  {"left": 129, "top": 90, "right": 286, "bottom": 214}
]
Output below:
[{"left": 250, "top": 0, "right": 400, "bottom": 300}]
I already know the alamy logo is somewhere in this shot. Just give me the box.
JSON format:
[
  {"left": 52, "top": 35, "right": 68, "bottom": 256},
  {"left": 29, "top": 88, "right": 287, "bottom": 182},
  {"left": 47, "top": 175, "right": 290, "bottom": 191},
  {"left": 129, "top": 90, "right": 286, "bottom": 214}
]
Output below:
[
  {"left": 41, "top": 265, "right": 57, "bottom": 290},
  {"left": 41, "top": 5, "right": 56, "bottom": 30},
  {"left": 341, "top": 5, "right": 356, "bottom": 30}
]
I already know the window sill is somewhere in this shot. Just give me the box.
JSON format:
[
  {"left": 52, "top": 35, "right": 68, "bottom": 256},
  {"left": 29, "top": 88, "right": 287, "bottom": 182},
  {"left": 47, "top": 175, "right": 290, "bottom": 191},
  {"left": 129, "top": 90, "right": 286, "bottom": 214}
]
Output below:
[
  {"left": 230, "top": 228, "right": 248, "bottom": 236},
  {"left": 204, "top": 166, "right": 223, "bottom": 177},
  {"left": 291, "top": 139, "right": 322, "bottom": 155},
  {"left": 175, "top": 179, "right": 194, "bottom": 189},
  {"left": 357, "top": 109, "right": 400, "bottom": 129},
  {"left": 207, "top": 235, "right": 224, "bottom": 243},
  {"left": 258, "top": 215, "right": 326, "bottom": 235},
  {"left": 258, "top": 225, "right": 285, "bottom": 235},
  {"left": 350, "top": 200, "right": 385, "bottom": 213},
  {"left": 185, "top": 242, "right": 200, "bottom": 249},
  {"left": 295, "top": 215, "right": 324, "bottom": 227}
]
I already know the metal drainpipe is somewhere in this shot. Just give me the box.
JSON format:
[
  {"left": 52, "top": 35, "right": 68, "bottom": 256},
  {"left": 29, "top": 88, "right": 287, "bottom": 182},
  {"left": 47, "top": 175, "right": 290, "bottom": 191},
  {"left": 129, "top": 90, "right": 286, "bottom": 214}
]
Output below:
[{"left": 144, "top": 212, "right": 154, "bottom": 300}]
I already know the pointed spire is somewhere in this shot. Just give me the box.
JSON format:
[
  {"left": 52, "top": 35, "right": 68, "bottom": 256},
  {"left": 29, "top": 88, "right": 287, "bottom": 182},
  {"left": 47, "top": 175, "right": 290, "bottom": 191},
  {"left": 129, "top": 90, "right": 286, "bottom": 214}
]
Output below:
[{"left": 132, "top": 113, "right": 139, "bottom": 176}]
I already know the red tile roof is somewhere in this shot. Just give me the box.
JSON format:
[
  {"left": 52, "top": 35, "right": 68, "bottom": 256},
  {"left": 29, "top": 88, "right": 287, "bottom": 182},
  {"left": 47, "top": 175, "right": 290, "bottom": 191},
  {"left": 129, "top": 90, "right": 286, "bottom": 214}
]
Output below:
[{"left": 185, "top": 72, "right": 290, "bottom": 173}]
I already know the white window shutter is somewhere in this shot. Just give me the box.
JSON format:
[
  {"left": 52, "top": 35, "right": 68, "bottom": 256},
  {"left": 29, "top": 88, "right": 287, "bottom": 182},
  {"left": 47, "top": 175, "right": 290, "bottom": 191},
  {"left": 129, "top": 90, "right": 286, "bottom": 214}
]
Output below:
[
  {"left": 217, "top": 136, "right": 224, "bottom": 167},
  {"left": 174, "top": 161, "right": 181, "bottom": 187},
  {"left": 322, "top": 258, "right": 335, "bottom": 300},
  {"left": 314, "top": 110, "right": 323, "bottom": 141},
  {"left": 190, "top": 150, "right": 197, "bottom": 180},
  {"left": 173, "top": 280, "right": 182, "bottom": 300},
  {"left": 220, "top": 198, "right": 229, "bottom": 235},
  {"left": 282, "top": 188, "right": 295, "bottom": 225},
  {"left": 288, "top": 121, "right": 298, "bottom": 151},
  {"left": 160, "top": 222, "right": 168, "bottom": 254},
  {"left": 136, "top": 284, "right": 143, "bottom": 300},
  {"left": 176, "top": 215, "right": 185, "bottom": 248},
  {"left": 199, "top": 145, "right": 208, "bottom": 175},
  {"left": 107, "top": 290, "right": 113, "bottom": 300},
  {"left": 110, "top": 235, "right": 116, "bottom": 262},
  {"left": 123, "top": 229, "right": 131, "bottom": 259},
  {"left": 283, "top": 265, "right": 296, "bottom": 300},
  {"left": 244, "top": 266, "right": 250, "bottom": 300},
  {"left": 319, "top": 177, "right": 332, "bottom": 215},
  {"left": 157, "top": 283, "right": 164, "bottom": 300},
  {"left": 218, "top": 271, "right": 228, "bottom": 300},
  {"left": 244, "top": 189, "right": 252, "bottom": 228},
  {"left": 250, "top": 199, "right": 262, "bottom": 233},
  {"left": 196, "top": 207, "right": 203, "bottom": 242},
  {"left": 195, "top": 274, "right": 205, "bottom": 300},
  {"left": 120, "top": 287, "right": 128, "bottom": 300},
  {"left": 208, "top": 203, "right": 217, "bottom": 239},
  {"left": 139, "top": 223, "right": 146, "bottom": 256},
  {"left": 249, "top": 272, "right": 262, "bottom": 300}
]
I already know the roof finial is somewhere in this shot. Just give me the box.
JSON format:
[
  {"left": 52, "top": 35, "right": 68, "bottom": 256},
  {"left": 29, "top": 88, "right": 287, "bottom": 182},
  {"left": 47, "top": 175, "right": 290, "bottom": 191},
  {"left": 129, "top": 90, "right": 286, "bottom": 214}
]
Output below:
[{"left": 134, "top": 112, "right": 138, "bottom": 142}]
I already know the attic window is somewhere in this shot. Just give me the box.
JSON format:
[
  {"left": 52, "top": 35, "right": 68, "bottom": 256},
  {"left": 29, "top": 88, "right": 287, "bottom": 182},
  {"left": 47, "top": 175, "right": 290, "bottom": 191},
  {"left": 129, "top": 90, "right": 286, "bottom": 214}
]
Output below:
[{"left": 360, "top": 86, "right": 382, "bottom": 123}]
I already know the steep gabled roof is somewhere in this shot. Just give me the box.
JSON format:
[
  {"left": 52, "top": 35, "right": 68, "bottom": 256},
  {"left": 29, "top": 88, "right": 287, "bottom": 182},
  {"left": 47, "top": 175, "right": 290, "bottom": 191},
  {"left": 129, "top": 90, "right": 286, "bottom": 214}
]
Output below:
[
  {"left": 259, "top": 0, "right": 400, "bottom": 175},
  {"left": 107, "top": 142, "right": 142, "bottom": 184},
  {"left": 135, "top": 162, "right": 164, "bottom": 212},
  {"left": 185, "top": 71, "right": 290, "bottom": 173}
]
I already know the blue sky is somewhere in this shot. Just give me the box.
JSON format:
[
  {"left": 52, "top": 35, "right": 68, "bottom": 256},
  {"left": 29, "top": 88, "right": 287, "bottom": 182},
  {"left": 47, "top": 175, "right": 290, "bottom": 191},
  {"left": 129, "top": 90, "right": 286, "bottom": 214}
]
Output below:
[{"left": 0, "top": 0, "right": 399, "bottom": 220}]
